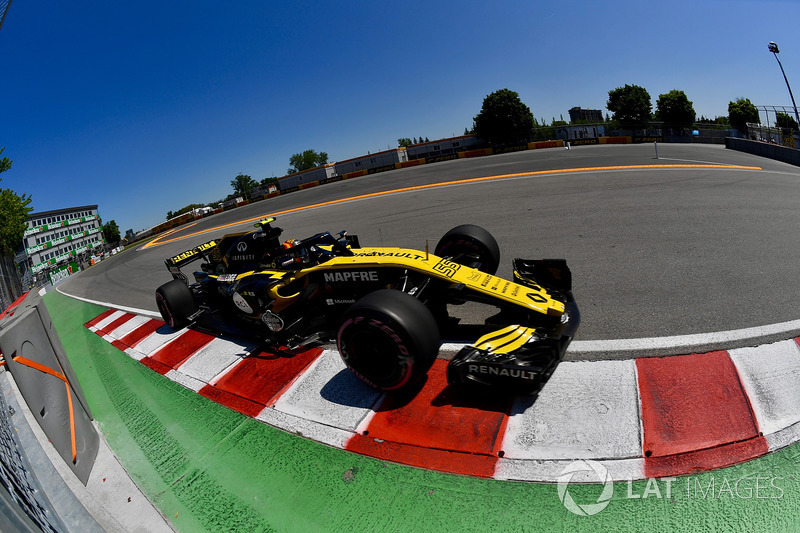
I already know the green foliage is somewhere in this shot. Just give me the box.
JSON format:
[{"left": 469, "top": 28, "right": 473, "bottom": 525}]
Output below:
[
  {"left": 473, "top": 88, "right": 534, "bottom": 145},
  {"left": 102, "top": 219, "right": 121, "bottom": 244},
  {"left": 288, "top": 150, "right": 328, "bottom": 174},
  {"left": 0, "top": 152, "right": 10, "bottom": 174},
  {"left": 696, "top": 115, "right": 730, "bottom": 129},
  {"left": 531, "top": 125, "right": 556, "bottom": 141},
  {"left": 0, "top": 148, "right": 33, "bottom": 257},
  {"left": 655, "top": 90, "right": 696, "bottom": 127},
  {"left": 261, "top": 176, "right": 279, "bottom": 186},
  {"left": 397, "top": 138, "right": 413, "bottom": 147},
  {"left": 775, "top": 112, "right": 799, "bottom": 131},
  {"left": 728, "top": 98, "right": 760, "bottom": 133},
  {"left": 231, "top": 173, "right": 258, "bottom": 195},
  {"left": 606, "top": 84, "right": 652, "bottom": 125}
]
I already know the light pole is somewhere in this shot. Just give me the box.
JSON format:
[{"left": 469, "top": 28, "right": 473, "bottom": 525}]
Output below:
[{"left": 769, "top": 41, "right": 800, "bottom": 127}]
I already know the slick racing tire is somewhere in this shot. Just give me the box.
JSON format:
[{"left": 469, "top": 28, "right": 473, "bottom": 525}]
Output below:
[
  {"left": 434, "top": 224, "right": 500, "bottom": 275},
  {"left": 155, "top": 279, "right": 197, "bottom": 330},
  {"left": 337, "top": 289, "right": 440, "bottom": 392}
]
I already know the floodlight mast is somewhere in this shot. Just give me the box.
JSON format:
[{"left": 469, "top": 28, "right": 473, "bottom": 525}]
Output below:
[
  {"left": 769, "top": 41, "right": 800, "bottom": 126},
  {"left": 0, "top": 0, "right": 13, "bottom": 31}
]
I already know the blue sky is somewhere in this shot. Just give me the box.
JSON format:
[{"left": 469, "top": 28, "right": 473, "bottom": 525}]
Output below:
[{"left": 2, "top": 1, "right": 799, "bottom": 233}]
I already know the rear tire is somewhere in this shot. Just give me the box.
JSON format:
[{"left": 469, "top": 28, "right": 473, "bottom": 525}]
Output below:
[
  {"left": 155, "top": 279, "right": 197, "bottom": 329},
  {"left": 434, "top": 224, "right": 500, "bottom": 275},
  {"left": 337, "top": 290, "right": 439, "bottom": 392}
]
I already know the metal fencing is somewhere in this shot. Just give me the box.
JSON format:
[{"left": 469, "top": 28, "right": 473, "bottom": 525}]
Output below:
[
  {"left": 755, "top": 105, "right": 800, "bottom": 148},
  {"left": 0, "top": 255, "right": 22, "bottom": 312},
  {"left": 0, "top": 374, "right": 65, "bottom": 532}
]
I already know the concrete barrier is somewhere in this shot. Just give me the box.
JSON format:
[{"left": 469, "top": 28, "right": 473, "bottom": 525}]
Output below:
[
  {"left": 0, "top": 291, "right": 98, "bottom": 484},
  {"left": 600, "top": 136, "right": 632, "bottom": 144},
  {"left": 395, "top": 159, "right": 425, "bottom": 168},
  {"left": 342, "top": 170, "right": 369, "bottom": 179},
  {"left": 528, "top": 140, "right": 564, "bottom": 150},
  {"left": 725, "top": 137, "right": 800, "bottom": 167},
  {"left": 459, "top": 148, "right": 493, "bottom": 158}
]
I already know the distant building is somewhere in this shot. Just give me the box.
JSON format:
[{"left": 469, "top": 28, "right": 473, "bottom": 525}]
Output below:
[
  {"left": 17, "top": 205, "right": 105, "bottom": 285},
  {"left": 333, "top": 148, "right": 409, "bottom": 175},
  {"left": 556, "top": 124, "right": 607, "bottom": 141},
  {"left": 277, "top": 164, "right": 337, "bottom": 190},
  {"left": 568, "top": 107, "right": 604, "bottom": 123},
  {"left": 404, "top": 135, "right": 479, "bottom": 160}
]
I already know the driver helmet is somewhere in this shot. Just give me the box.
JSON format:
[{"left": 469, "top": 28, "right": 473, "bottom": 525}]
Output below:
[{"left": 278, "top": 239, "right": 309, "bottom": 267}]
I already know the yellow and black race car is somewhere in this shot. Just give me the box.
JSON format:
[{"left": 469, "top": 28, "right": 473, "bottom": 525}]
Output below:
[{"left": 156, "top": 218, "right": 579, "bottom": 394}]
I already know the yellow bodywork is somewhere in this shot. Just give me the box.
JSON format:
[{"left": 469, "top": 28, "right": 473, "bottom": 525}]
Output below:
[
  {"left": 472, "top": 325, "right": 539, "bottom": 354},
  {"left": 204, "top": 246, "right": 565, "bottom": 318}
]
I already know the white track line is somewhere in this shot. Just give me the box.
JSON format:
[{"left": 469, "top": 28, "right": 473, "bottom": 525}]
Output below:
[
  {"left": 57, "top": 286, "right": 162, "bottom": 319},
  {"left": 61, "top": 290, "right": 800, "bottom": 358},
  {"left": 569, "top": 319, "right": 800, "bottom": 355}
]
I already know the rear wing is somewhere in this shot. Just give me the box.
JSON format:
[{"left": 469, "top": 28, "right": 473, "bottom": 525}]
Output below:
[{"left": 165, "top": 240, "right": 218, "bottom": 279}]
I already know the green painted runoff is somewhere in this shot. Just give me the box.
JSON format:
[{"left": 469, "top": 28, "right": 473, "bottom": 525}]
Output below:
[{"left": 43, "top": 290, "right": 800, "bottom": 532}]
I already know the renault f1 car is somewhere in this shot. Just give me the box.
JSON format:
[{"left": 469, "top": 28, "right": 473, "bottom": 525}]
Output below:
[{"left": 155, "top": 218, "right": 579, "bottom": 394}]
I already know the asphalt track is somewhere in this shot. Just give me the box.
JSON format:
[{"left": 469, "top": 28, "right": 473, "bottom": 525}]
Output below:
[
  {"left": 46, "top": 143, "right": 800, "bottom": 531},
  {"left": 62, "top": 143, "right": 800, "bottom": 358}
]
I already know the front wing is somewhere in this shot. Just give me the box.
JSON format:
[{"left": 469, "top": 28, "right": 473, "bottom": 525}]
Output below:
[{"left": 446, "top": 258, "right": 580, "bottom": 394}]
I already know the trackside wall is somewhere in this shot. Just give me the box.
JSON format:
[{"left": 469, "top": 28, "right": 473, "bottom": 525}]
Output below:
[{"left": 725, "top": 137, "right": 800, "bottom": 167}]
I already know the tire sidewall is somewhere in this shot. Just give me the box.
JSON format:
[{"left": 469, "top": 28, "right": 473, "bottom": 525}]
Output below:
[
  {"left": 337, "top": 290, "right": 439, "bottom": 391},
  {"left": 155, "top": 290, "right": 177, "bottom": 328},
  {"left": 338, "top": 312, "right": 417, "bottom": 390},
  {"left": 155, "top": 279, "right": 195, "bottom": 329}
]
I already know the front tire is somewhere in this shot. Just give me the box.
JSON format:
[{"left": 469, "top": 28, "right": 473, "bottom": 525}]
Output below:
[
  {"left": 337, "top": 290, "right": 440, "bottom": 392},
  {"left": 155, "top": 279, "right": 197, "bottom": 329},
  {"left": 434, "top": 224, "right": 500, "bottom": 275}
]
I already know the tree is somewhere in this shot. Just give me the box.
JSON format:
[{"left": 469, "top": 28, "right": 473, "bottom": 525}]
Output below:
[
  {"left": 102, "top": 219, "right": 121, "bottom": 244},
  {"left": 775, "top": 112, "right": 799, "bottom": 131},
  {"left": 397, "top": 138, "right": 413, "bottom": 147},
  {"left": 655, "top": 90, "right": 696, "bottom": 129},
  {"left": 231, "top": 173, "right": 258, "bottom": 195},
  {"left": 473, "top": 88, "right": 534, "bottom": 145},
  {"left": 287, "top": 149, "right": 328, "bottom": 174},
  {"left": 261, "top": 176, "right": 279, "bottom": 186},
  {"left": 728, "top": 98, "right": 760, "bottom": 134},
  {"left": 606, "top": 84, "right": 652, "bottom": 125},
  {"left": 0, "top": 149, "right": 10, "bottom": 174},
  {"left": 0, "top": 148, "right": 32, "bottom": 257}
]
